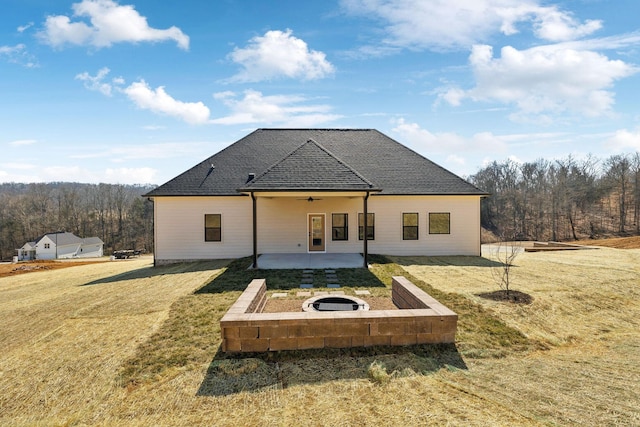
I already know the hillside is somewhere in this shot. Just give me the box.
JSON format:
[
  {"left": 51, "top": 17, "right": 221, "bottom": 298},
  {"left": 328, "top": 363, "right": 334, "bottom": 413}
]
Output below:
[{"left": 575, "top": 236, "right": 640, "bottom": 249}]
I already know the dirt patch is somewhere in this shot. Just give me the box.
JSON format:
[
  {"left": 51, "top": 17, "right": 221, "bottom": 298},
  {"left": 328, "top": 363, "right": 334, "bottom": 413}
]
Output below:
[
  {"left": 0, "top": 260, "right": 107, "bottom": 279},
  {"left": 574, "top": 235, "right": 640, "bottom": 249},
  {"left": 263, "top": 296, "right": 398, "bottom": 313},
  {"left": 477, "top": 290, "right": 533, "bottom": 305}
]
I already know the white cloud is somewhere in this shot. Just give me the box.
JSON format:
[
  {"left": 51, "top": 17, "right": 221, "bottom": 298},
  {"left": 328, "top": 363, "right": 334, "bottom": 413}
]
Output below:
[
  {"left": 40, "top": 166, "right": 94, "bottom": 182},
  {"left": 75, "top": 67, "right": 122, "bottom": 96},
  {"left": 17, "top": 22, "right": 34, "bottom": 33},
  {"left": 70, "top": 142, "right": 211, "bottom": 161},
  {"left": 446, "top": 154, "right": 466, "bottom": 166},
  {"left": 605, "top": 128, "right": 640, "bottom": 151},
  {"left": 2, "top": 165, "right": 158, "bottom": 184},
  {"left": 391, "top": 118, "right": 508, "bottom": 154},
  {"left": 1, "top": 162, "right": 36, "bottom": 170},
  {"left": 0, "top": 170, "right": 41, "bottom": 183},
  {"left": 105, "top": 167, "right": 157, "bottom": 183},
  {"left": 438, "top": 87, "right": 466, "bottom": 107},
  {"left": 123, "top": 80, "right": 211, "bottom": 125},
  {"left": 39, "top": 0, "right": 189, "bottom": 50},
  {"left": 0, "top": 44, "right": 38, "bottom": 67},
  {"left": 228, "top": 29, "right": 334, "bottom": 82},
  {"left": 557, "top": 31, "right": 640, "bottom": 52},
  {"left": 9, "top": 139, "right": 37, "bottom": 146},
  {"left": 441, "top": 44, "right": 637, "bottom": 121},
  {"left": 212, "top": 89, "right": 342, "bottom": 126},
  {"left": 341, "top": 0, "right": 601, "bottom": 52}
]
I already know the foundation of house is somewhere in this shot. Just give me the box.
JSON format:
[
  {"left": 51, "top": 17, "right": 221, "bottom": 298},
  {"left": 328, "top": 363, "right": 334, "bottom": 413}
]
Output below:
[{"left": 219, "top": 276, "right": 458, "bottom": 353}]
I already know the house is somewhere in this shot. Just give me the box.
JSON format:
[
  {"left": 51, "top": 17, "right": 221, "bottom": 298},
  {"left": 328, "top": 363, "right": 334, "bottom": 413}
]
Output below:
[
  {"left": 16, "top": 232, "right": 104, "bottom": 261},
  {"left": 144, "top": 129, "right": 488, "bottom": 267}
]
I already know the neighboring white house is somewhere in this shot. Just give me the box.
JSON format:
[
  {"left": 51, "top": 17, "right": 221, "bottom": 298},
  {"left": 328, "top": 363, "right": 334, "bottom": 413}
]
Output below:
[
  {"left": 144, "top": 129, "right": 488, "bottom": 266},
  {"left": 16, "top": 232, "right": 104, "bottom": 260}
]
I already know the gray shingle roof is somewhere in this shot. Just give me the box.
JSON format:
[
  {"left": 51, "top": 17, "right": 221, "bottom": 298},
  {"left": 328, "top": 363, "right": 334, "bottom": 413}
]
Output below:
[
  {"left": 82, "top": 237, "right": 104, "bottom": 245},
  {"left": 36, "top": 232, "right": 82, "bottom": 246},
  {"left": 145, "top": 129, "right": 487, "bottom": 196},
  {"left": 239, "top": 139, "right": 377, "bottom": 192}
]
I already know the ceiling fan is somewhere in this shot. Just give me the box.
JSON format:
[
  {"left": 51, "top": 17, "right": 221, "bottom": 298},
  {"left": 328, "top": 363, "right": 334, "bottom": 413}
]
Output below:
[{"left": 296, "top": 196, "right": 323, "bottom": 202}]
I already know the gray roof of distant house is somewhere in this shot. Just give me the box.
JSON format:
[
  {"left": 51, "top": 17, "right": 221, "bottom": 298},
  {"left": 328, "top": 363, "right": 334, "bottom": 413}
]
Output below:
[
  {"left": 36, "top": 232, "right": 82, "bottom": 246},
  {"left": 82, "top": 237, "right": 104, "bottom": 245},
  {"left": 34, "top": 232, "right": 103, "bottom": 246},
  {"left": 145, "top": 129, "right": 487, "bottom": 197}
]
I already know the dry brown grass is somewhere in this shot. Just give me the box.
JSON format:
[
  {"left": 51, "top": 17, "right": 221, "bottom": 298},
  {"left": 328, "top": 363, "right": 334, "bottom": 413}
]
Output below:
[
  {"left": 397, "top": 246, "right": 640, "bottom": 425},
  {"left": 1, "top": 246, "right": 639, "bottom": 426},
  {"left": 574, "top": 235, "right": 640, "bottom": 249}
]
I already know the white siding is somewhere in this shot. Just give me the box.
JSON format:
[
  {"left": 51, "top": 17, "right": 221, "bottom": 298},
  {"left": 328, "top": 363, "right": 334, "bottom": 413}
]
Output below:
[
  {"left": 368, "top": 195, "right": 481, "bottom": 256},
  {"left": 35, "top": 236, "right": 56, "bottom": 260},
  {"left": 76, "top": 243, "right": 103, "bottom": 258},
  {"left": 56, "top": 244, "right": 82, "bottom": 259},
  {"left": 257, "top": 197, "right": 363, "bottom": 254},
  {"left": 154, "top": 196, "right": 253, "bottom": 262},
  {"left": 153, "top": 194, "right": 482, "bottom": 262}
]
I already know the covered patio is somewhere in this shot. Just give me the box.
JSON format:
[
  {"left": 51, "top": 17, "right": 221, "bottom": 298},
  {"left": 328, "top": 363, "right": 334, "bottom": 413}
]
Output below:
[{"left": 254, "top": 253, "right": 365, "bottom": 269}]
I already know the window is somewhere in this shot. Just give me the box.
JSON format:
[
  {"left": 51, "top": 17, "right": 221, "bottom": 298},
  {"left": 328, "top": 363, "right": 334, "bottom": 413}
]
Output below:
[
  {"left": 44, "top": 243, "right": 50, "bottom": 249},
  {"left": 204, "top": 214, "right": 221, "bottom": 242},
  {"left": 332, "top": 213, "right": 348, "bottom": 241},
  {"left": 429, "top": 212, "right": 450, "bottom": 234},
  {"left": 358, "top": 213, "right": 375, "bottom": 240},
  {"left": 403, "top": 213, "right": 419, "bottom": 240}
]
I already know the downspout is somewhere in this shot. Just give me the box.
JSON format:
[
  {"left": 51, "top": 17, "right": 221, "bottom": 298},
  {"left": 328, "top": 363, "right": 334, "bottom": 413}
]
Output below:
[
  {"left": 152, "top": 198, "right": 157, "bottom": 267},
  {"left": 363, "top": 191, "right": 369, "bottom": 268},
  {"left": 251, "top": 192, "right": 258, "bottom": 269}
]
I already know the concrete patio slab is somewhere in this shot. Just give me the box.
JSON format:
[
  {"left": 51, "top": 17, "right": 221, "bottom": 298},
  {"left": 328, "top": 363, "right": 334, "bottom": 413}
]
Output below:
[{"left": 256, "top": 253, "right": 364, "bottom": 269}]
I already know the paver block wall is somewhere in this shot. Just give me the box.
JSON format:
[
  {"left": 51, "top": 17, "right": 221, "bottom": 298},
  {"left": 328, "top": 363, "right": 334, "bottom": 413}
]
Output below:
[{"left": 220, "top": 276, "right": 457, "bottom": 353}]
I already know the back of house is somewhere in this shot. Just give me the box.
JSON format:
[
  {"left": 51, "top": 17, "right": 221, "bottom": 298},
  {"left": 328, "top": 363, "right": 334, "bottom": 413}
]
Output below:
[{"left": 145, "top": 129, "right": 488, "bottom": 265}]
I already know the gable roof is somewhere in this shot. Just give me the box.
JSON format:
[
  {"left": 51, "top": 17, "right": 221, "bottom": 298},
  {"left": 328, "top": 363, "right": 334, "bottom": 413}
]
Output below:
[
  {"left": 81, "top": 237, "right": 104, "bottom": 245},
  {"left": 145, "top": 129, "right": 487, "bottom": 196},
  {"left": 36, "top": 232, "right": 83, "bottom": 246},
  {"left": 33, "top": 232, "right": 103, "bottom": 247},
  {"left": 239, "top": 139, "right": 378, "bottom": 192}
]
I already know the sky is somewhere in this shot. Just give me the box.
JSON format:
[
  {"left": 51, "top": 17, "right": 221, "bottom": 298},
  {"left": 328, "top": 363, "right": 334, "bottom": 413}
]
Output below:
[{"left": 1, "top": 0, "right": 640, "bottom": 185}]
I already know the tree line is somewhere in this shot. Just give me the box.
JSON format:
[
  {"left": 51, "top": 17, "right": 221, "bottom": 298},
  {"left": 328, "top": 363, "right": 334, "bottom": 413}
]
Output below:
[
  {"left": 468, "top": 152, "right": 640, "bottom": 242},
  {"left": 0, "top": 182, "right": 154, "bottom": 261},
  {"left": 2, "top": 152, "right": 638, "bottom": 259}
]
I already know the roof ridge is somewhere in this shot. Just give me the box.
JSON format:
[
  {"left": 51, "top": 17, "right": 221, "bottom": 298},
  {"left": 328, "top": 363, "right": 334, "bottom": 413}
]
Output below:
[
  {"left": 241, "top": 138, "right": 377, "bottom": 191},
  {"left": 305, "top": 138, "right": 375, "bottom": 187}
]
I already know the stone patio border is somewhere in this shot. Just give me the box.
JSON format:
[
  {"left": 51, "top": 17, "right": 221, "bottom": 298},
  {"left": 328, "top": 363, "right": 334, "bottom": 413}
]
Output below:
[{"left": 220, "top": 276, "right": 457, "bottom": 353}]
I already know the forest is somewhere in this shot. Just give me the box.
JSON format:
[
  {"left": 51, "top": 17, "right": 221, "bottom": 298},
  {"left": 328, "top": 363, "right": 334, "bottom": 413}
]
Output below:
[
  {"left": 468, "top": 152, "right": 640, "bottom": 241},
  {"left": 0, "top": 182, "right": 154, "bottom": 261}
]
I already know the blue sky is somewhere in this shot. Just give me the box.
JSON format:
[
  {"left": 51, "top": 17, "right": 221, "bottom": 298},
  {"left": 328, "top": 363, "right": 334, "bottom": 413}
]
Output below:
[{"left": 1, "top": 0, "right": 639, "bottom": 185}]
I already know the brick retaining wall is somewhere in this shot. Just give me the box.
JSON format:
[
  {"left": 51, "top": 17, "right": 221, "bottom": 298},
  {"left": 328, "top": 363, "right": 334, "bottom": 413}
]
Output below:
[{"left": 220, "top": 276, "right": 457, "bottom": 353}]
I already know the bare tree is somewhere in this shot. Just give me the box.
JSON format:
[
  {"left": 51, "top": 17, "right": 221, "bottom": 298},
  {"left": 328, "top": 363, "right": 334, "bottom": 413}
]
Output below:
[{"left": 491, "top": 238, "right": 522, "bottom": 298}]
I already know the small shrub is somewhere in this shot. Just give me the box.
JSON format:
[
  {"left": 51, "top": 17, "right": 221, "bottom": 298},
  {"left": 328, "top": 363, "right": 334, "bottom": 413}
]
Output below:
[{"left": 368, "top": 360, "right": 391, "bottom": 385}]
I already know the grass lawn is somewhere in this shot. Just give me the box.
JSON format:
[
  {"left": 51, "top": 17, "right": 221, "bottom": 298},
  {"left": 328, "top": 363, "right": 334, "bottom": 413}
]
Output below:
[{"left": 0, "top": 249, "right": 639, "bottom": 426}]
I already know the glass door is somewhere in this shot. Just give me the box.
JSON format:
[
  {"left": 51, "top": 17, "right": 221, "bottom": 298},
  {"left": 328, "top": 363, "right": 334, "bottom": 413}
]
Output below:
[{"left": 308, "top": 214, "right": 325, "bottom": 252}]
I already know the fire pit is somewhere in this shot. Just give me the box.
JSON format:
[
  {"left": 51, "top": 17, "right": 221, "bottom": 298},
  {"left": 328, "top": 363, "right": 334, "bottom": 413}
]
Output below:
[{"left": 302, "top": 295, "right": 370, "bottom": 312}]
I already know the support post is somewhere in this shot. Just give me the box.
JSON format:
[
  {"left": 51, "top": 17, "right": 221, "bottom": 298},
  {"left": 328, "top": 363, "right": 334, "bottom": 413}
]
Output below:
[
  {"left": 363, "top": 191, "right": 369, "bottom": 268},
  {"left": 251, "top": 192, "right": 258, "bottom": 269}
]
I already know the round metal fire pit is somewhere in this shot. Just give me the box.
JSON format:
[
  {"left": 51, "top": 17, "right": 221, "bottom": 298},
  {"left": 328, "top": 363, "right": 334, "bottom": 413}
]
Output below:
[{"left": 302, "top": 295, "right": 370, "bottom": 312}]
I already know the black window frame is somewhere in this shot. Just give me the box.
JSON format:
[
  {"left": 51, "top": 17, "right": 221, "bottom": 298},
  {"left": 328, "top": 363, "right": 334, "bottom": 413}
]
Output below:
[
  {"left": 204, "top": 214, "right": 222, "bottom": 242},
  {"left": 358, "top": 213, "right": 375, "bottom": 241},
  {"left": 429, "top": 212, "right": 451, "bottom": 235},
  {"left": 403, "top": 212, "right": 419, "bottom": 240},
  {"left": 331, "top": 213, "right": 348, "bottom": 241}
]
